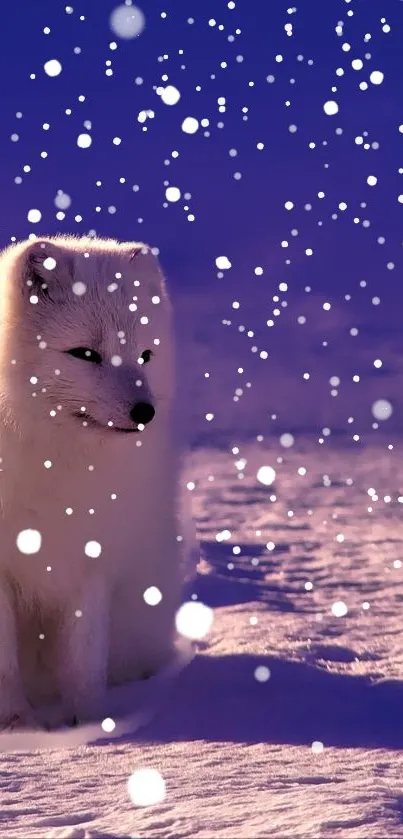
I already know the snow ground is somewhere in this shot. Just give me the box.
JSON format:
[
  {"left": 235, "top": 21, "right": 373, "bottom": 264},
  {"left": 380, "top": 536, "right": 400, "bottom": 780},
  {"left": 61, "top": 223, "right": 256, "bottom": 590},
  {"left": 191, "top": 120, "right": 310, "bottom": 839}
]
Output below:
[{"left": 2, "top": 435, "right": 403, "bottom": 838}]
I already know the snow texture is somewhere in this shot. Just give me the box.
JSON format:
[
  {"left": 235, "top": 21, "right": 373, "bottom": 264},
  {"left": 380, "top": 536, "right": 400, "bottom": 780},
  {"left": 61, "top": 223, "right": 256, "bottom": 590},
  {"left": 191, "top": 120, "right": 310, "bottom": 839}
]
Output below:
[{"left": 1, "top": 0, "right": 403, "bottom": 834}]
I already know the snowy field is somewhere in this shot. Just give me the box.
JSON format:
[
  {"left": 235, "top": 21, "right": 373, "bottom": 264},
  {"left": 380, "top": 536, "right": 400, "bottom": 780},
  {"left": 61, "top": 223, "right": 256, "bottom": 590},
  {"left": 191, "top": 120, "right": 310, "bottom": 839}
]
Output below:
[
  {"left": 1, "top": 0, "right": 402, "bottom": 834},
  {"left": 2, "top": 429, "right": 403, "bottom": 838}
]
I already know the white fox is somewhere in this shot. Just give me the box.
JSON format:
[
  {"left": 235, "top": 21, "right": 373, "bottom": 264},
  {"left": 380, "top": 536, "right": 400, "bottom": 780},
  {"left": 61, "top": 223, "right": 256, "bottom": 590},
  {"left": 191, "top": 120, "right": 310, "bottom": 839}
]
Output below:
[{"left": 0, "top": 235, "right": 183, "bottom": 729}]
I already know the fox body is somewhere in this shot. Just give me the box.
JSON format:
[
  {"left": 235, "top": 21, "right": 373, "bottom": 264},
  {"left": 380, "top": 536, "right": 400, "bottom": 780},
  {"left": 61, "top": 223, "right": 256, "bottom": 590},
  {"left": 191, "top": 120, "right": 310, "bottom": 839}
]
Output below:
[{"left": 0, "top": 235, "right": 182, "bottom": 728}]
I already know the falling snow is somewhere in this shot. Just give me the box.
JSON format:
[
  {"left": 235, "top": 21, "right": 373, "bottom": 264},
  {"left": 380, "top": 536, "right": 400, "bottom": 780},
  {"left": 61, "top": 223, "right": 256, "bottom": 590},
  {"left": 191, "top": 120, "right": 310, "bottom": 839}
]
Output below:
[
  {"left": 2, "top": 0, "right": 403, "bottom": 836},
  {"left": 127, "top": 768, "right": 166, "bottom": 807},
  {"left": 43, "top": 256, "right": 57, "bottom": 270},
  {"left": 165, "top": 185, "right": 181, "bottom": 202},
  {"left": 256, "top": 465, "right": 276, "bottom": 486},
  {"left": 372, "top": 398, "right": 393, "bottom": 421},
  {"left": 43, "top": 59, "right": 62, "bottom": 77},
  {"left": 109, "top": 4, "right": 145, "bottom": 40},
  {"left": 160, "top": 85, "right": 181, "bottom": 105},
  {"left": 215, "top": 255, "right": 232, "bottom": 270},
  {"left": 84, "top": 540, "right": 102, "bottom": 558},
  {"left": 143, "top": 585, "right": 163, "bottom": 606},
  {"left": 77, "top": 133, "right": 92, "bottom": 148},
  {"left": 16, "top": 529, "right": 42, "bottom": 555},
  {"left": 181, "top": 116, "right": 199, "bottom": 134},
  {"left": 323, "top": 100, "right": 339, "bottom": 115},
  {"left": 175, "top": 600, "right": 214, "bottom": 640},
  {"left": 54, "top": 190, "right": 72, "bottom": 210},
  {"left": 27, "top": 208, "right": 42, "bottom": 223}
]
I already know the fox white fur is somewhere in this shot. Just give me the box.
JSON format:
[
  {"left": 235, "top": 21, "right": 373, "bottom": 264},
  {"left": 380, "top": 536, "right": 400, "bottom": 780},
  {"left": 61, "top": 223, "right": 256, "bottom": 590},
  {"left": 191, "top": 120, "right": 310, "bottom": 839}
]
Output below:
[{"left": 0, "top": 235, "right": 183, "bottom": 729}]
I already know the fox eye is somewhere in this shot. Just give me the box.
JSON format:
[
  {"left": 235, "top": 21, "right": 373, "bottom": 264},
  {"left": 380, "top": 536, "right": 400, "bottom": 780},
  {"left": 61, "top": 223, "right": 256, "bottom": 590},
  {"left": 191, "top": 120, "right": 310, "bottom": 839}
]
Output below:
[
  {"left": 140, "top": 349, "right": 153, "bottom": 364},
  {"left": 65, "top": 347, "right": 102, "bottom": 364}
]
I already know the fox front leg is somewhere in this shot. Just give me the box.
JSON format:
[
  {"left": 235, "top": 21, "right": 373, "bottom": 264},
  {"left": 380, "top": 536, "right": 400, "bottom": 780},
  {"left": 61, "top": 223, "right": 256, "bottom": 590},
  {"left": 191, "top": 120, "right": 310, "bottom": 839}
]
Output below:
[
  {"left": 56, "top": 575, "right": 109, "bottom": 725},
  {"left": 0, "top": 585, "right": 41, "bottom": 730}
]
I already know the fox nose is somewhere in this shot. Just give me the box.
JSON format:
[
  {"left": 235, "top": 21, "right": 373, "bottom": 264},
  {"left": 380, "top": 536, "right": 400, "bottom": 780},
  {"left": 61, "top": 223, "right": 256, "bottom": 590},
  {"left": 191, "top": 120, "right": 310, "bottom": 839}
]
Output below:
[{"left": 130, "top": 401, "right": 155, "bottom": 426}]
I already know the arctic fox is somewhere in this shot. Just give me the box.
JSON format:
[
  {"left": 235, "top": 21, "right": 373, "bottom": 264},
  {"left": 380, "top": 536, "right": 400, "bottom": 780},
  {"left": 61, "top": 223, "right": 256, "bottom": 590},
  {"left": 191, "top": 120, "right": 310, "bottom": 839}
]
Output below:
[{"left": 0, "top": 235, "right": 183, "bottom": 729}]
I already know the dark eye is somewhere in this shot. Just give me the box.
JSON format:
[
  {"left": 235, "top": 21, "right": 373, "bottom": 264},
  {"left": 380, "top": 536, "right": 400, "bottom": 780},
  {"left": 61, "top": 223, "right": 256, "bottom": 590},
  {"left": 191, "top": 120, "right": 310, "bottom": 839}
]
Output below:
[
  {"left": 65, "top": 348, "right": 102, "bottom": 364},
  {"left": 140, "top": 349, "right": 153, "bottom": 364}
]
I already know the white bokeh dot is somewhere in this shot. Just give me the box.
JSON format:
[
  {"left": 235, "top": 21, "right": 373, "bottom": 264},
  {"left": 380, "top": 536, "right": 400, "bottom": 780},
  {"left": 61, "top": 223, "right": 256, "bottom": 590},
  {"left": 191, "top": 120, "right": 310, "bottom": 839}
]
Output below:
[
  {"left": 215, "top": 255, "right": 232, "bottom": 270},
  {"left": 143, "top": 586, "right": 163, "bottom": 606},
  {"left": 371, "top": 399, "right": 393, "bottom": 421},
  {"left": 84, "top": 540, "right": 102, "bottom": 558},
  {"left": 44, "top": 59, "right": 62, "bottom": 77},
  {"left": 27, "top": 209, "right": 42, "bottom": 224},
  {"left": 331, "top": 601, "right": 348, "bottom": 617},
  {"left": 16, "top": 529, "right": 42, "bottom": 555},
  {"left": 280, "top": 433, "right": 295, "bottom": 448},
  {"left": 323, "top": 100, "right": 339, "bottom": 116},
  {"left": 72, "top": 281, "right": 87, "bottom": 296},
  {"left": 254, "top": 665, "right": 271, "bottom": 683},
  {"left": 256, "top": 465, "right": 276, "bottom": 486},
  {"left": 175, "top": 601, "right": 213, "bottom": 640},
  {"left": 182, "top": 117, "right": 199, "bottom": 134},
  {"left": 55, "top": 191, "right": 72, "bottom": 210},
  {"left": 312, "top": 740, "right": 324, "bottom": 754},
  {"left": 109, "top": 4, "right": 145, "bottom": 39},
  {"left": 160, "top": 85, "right": 181, "bottom": 105},
  {"left": 111, "top": 355, "right": 123, "bottom": 367},
  {"left": 127, "top": 768, "right": 166, "bottom": 807},
  {"left": 165, "top": 186, "right": 181, "bottom": 202},
  {"left": 77, "top": 133, "right": 92, "bottom": 149},
  {"left": 101, "top": 717, "right": 116, "bottom": 733},
  {"left": 43, "top": 256, "right": 56, "bottom": 270},
  {"left": 369, "top": 70, "right": 384, "bottom": 85}
]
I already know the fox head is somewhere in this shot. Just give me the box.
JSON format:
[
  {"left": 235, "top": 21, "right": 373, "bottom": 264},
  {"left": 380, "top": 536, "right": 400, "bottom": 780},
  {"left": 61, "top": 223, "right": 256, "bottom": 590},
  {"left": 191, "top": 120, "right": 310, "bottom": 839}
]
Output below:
[{"left": 0, "top": 236, "right": 175, "bottom": 437}]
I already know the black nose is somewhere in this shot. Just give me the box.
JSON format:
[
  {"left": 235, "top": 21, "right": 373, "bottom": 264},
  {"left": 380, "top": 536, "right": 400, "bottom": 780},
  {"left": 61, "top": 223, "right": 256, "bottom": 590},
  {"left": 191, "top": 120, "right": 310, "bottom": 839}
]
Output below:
[{"left": 130, "top": 401, "right": 155, "bottom": 426}]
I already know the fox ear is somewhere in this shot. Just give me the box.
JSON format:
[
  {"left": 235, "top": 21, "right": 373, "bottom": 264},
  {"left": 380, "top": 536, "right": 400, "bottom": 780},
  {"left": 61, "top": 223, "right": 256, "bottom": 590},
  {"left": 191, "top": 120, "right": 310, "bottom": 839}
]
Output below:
[
  {"left": 128, "top": 245, "right": 169, "bottom": 301},
  {"left": 23, "top": 240, "right": 73, "bottom": 301},
  {"left": 128, "top": 245, "right": 148, "bottom": 262}
]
